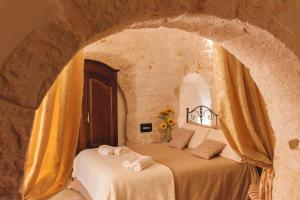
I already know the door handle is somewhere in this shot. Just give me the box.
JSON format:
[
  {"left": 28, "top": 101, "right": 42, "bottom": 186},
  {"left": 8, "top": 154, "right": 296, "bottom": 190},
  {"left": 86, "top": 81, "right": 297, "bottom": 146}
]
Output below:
[{"left": 87, "top": 111, "right": 90, "bottom": 123}]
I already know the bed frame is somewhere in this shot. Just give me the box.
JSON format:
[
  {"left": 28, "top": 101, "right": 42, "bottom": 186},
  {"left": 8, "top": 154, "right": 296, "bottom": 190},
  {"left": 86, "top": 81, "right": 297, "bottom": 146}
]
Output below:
[{"left": 186, "top": 105, "right": 219, "bottom": 127}]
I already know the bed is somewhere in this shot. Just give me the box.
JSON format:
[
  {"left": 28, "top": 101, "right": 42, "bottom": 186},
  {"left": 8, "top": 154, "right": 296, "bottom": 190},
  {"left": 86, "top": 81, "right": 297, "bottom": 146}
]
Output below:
[
  {"left": 132, "top": 143, "right": 258, "bottom": 200},
  {"left": 72, "top": 148, "right": 175, "bottom": 200},
  {"left": 71, "top": 105, "right": 259, "bottom": 200}
]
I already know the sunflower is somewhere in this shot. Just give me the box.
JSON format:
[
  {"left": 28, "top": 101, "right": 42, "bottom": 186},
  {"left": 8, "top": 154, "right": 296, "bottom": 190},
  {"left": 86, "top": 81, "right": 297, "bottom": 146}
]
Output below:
[
  {"left": 159, "top": 122, "right": 167, "bottom": 130},
  {"left": 159, "top": 111, "right": 168, "bottom": 116},
  {"left": 165, "top": 108, "right": 174, "bottom": 115},
  {"left": 167, "top": 118, "right": 175, "bottom": 126}
]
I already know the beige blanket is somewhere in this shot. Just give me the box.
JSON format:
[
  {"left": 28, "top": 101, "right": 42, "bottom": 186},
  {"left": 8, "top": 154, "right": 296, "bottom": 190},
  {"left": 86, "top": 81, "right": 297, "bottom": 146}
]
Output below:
[
  {"left": 72, "top": 148, "right": 175, "bottom": 200},
  {"left": 131, "top": 143, "right": 259, "bottom": 200}
]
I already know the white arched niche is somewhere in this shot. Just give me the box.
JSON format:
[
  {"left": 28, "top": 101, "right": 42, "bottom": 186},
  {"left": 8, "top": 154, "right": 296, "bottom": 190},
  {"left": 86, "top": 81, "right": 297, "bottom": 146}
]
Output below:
[{"left": 179, "top": 73, "right": 212, "bottom": 127}]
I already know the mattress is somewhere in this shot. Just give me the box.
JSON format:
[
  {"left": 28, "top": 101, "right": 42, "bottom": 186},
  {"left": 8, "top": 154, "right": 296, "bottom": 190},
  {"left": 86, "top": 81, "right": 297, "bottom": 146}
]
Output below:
[{"left": 131, "top": 143, "right": 259, "bottom": 200}]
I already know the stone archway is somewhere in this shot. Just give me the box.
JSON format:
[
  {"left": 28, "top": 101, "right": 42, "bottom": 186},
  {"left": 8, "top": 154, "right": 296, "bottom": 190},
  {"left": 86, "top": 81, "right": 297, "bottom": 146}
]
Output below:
[{"left": 1, "top": 1, "right": 300, "bottom": 199}]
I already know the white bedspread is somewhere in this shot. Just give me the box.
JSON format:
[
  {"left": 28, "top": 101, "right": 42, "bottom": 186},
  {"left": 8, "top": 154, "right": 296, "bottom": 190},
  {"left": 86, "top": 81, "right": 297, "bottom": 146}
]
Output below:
[{"left": 72, "top": 148, "right": 175, "bottom": 200}]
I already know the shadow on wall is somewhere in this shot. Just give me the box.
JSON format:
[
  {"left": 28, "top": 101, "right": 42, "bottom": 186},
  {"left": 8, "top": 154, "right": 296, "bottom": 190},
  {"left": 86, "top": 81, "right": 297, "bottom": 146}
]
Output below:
[
  {"left": 83, "top": 50, "right": 139, "bottom": 144},
  {"left": 179, "top": 73, "right": 211, "bottom": 127},
  {"left": 117, "top": 84, "right": 128, "bottom": 146}
]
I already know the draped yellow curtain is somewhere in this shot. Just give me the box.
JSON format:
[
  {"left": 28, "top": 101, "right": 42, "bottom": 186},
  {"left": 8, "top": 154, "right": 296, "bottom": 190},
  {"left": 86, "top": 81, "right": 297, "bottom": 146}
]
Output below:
[
  {"left": 22, "top": 50, "right": 84, "bottom": 200},
  {"left": 213, "top": 45, "right": 275, "bottom": 200}
]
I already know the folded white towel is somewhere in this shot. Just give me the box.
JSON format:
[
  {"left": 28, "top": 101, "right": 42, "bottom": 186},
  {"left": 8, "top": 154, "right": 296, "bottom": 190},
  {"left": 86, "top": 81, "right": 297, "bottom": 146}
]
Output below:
[
  {"left": 100, "top": 145, "right": 114, "bottom": 149},
  {"left": 98, "top": 145, "right": 131, "bottom": 156},
  {"left": 122, "top": 157, "right": 139, "bottom": 169},
  {"left": 132, "top": 156, "right": 154, "bottom": 171},
  {"left": 98, "top": 145, "right": 114, "bottom": 156},
  {"left": 114, "top": 146, "right": 130, "bottom": 156}
]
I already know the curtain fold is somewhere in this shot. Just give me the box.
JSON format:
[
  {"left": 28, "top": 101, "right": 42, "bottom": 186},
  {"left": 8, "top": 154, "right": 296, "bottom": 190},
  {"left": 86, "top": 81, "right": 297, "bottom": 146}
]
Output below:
[
  {"left": 22, "top": 50, "right": 84, "bottom": 200},
  {"left": 213, "top": 44, "right": 275, "bottom": 200}
]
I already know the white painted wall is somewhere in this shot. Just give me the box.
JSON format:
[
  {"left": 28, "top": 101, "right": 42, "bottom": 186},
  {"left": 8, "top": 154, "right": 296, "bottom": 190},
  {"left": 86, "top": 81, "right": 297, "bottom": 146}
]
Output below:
[{"left": 179, "top": 73, "right": 211, "bottom": 126}]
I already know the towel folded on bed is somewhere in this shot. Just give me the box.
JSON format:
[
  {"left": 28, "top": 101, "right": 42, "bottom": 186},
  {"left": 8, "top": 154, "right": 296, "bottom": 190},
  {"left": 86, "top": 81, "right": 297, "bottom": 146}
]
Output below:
[
  {"left": 122, "top": 157, "right": 140, "bottom": 169},
  {"left": 98, "top": 145, "right": 114, "bottom": 156},
  {"left": 132, "top": 156, "right": 154, "bottom": 171},
  {"left": 114, "top": 146, "right": 131, "bottom": 156},
  {"left": 98, "top": 145, "right": 131, "bottom": 156},
  {"left": 122, "top": 156, "right": 154, "bottom": 171}
]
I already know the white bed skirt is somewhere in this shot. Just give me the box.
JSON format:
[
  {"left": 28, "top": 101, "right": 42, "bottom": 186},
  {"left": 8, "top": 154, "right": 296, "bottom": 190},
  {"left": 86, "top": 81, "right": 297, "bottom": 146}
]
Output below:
[{"left": 72, "top": 148, "right": 175, "bottom": 200}]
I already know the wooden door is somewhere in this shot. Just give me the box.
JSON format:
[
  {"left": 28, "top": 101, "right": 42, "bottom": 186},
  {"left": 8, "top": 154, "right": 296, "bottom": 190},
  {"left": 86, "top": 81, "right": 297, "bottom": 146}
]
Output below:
[{"left": 77, "top": 59, "right": 119, "bottom": 153}]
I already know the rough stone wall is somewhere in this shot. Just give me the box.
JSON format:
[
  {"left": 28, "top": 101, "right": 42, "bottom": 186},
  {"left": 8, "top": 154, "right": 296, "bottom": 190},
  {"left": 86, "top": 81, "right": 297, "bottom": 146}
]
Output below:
[
  {"left": 85, "top": 27, "right": 215, "bottom": 144},
  {"left": 0, "top": 99, "right": 34, "bottom": 200},
  {"left": 0, "top": 0, "right": 300, "bottom": 199},
  {"left": 133, "top": 16, "right": 300, "bottom": 200}
]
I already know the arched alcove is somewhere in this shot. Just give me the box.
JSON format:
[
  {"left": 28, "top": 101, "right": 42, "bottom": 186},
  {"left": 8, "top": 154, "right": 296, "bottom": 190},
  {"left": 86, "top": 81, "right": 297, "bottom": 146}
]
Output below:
[
  {"left": 0, "top": 1, "right": 300, "bottom": 199},
  {"left": 84, "top": 28, "right": 216, "bottom": 144},
  {"left": 179, "top": 73, "right": 212, "bottom": 127}
]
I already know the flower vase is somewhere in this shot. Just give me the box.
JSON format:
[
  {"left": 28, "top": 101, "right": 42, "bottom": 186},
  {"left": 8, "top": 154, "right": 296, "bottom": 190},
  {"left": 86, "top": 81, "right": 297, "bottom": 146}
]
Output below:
[{"left": 161, "top": 130, "right": 170, "bottom": 143}]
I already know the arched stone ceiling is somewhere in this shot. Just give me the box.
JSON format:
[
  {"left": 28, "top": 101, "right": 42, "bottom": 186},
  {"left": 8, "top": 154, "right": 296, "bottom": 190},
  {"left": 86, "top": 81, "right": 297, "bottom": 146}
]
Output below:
[{"left": 0, "top": 0, "right": 300, "bottom": 199}]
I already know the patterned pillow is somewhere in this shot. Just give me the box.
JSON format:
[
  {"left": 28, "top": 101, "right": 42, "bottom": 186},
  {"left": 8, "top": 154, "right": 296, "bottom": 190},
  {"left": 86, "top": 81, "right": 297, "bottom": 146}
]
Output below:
[
  {"left": 168, "top": 128, "right": 195, "bottom": 150},
  {"left": 182, "top": 123, "right": 211, "bottom": 149},
  {"left": 191, "top": 139, "right": 226, "bottom": 159}
]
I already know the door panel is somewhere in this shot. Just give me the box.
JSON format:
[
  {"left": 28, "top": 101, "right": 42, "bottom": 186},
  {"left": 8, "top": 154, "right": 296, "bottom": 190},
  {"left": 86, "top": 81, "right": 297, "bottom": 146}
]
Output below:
[
  {"left": 89, "top": 78, "right": 112, "bottom": 147},
  {"left": 77, "top": 60, "right": 119, "bottom": 153}
]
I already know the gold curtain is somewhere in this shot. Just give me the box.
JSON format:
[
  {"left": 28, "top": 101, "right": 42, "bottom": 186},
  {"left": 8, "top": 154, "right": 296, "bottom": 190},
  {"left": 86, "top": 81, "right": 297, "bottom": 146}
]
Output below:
[
  {"left": 22, "top": 50, "right": 84, "bottom": 200},
  {"left": 213, "top": 45, "right": 275, "bottom": 200}
]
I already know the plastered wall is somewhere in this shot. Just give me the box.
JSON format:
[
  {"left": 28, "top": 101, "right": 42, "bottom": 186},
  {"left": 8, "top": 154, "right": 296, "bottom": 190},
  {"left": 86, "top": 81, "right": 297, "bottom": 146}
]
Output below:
[
  {"left": 179, "top": 73, "right": 213, "bottom": 127},
  {"left": 0, "top": 0, "right": 300, "bottom": 199}
]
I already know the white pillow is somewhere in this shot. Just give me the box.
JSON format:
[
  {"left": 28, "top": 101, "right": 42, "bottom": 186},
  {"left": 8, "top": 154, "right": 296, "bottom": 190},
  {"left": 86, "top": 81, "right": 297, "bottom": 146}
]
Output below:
[
  {"left": 182, "top": 123, "right": 210, "bottom": 149},
  {"left": 207, "top": 129, "right": 242, "bottom": 163}
]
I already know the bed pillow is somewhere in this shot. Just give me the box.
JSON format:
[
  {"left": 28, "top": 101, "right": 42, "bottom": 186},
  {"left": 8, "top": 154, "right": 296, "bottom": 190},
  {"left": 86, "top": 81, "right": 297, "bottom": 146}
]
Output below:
[
  {"left": 207, "top": 129, "right": 242, "bottom": 163},
  {"left": 168, "top": 128, "right": 195, "bottom": 150},
  {"left": 182, "top": 123, "right": 211, "bottom": 149},
  {"left": 191, "top": 139, "right": 226, "bottom": 159}
]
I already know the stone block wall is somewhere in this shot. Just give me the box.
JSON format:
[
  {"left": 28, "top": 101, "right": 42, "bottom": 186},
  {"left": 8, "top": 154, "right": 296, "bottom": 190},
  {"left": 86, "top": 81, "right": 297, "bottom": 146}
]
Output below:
[
  {"left": 1, "top": 0, "right": 300, "bottom": 198},
  {"left": 85, "top": 27, "right": 215, "bottom": 144}
]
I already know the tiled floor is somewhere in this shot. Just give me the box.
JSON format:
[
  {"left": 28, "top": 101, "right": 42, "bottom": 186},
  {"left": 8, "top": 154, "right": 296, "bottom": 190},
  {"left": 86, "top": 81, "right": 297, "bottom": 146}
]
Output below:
[{"left": 50, "top": 188, "right": 85, "bottom": 200}]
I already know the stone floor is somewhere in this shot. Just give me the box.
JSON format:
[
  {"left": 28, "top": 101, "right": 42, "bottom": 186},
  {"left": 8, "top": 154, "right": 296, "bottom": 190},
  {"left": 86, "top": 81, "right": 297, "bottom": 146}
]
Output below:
[{"left": 50, "top": 188, "right": 85, "bottom": 200}]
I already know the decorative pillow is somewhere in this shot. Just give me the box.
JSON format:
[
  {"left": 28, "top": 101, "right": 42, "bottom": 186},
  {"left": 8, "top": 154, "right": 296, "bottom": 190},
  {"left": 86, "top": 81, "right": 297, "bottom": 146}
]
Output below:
[
  {"left": 182, "top": 123, "right": 211, "bottom": 149},
  {"left": 207, "top": 129, "right": 242, "bottom": 163},
  {"left": 191, "top": 139, "right": 226, "bottom": 159},
  {"left": 168, "top": 128, "right": 195, "bottom": 150}
]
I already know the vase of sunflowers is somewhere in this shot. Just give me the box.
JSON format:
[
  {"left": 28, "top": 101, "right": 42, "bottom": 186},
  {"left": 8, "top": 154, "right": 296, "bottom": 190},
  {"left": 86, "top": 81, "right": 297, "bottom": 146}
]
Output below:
[{"left": 157, "top": 108, "right": 176, "bottom": 143}]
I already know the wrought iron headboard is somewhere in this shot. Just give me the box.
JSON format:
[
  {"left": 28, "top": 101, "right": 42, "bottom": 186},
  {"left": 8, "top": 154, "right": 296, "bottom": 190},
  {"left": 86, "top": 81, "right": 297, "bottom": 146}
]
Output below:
[{"left": 186, "top": 105, "right": 219, "bottom": 127}]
